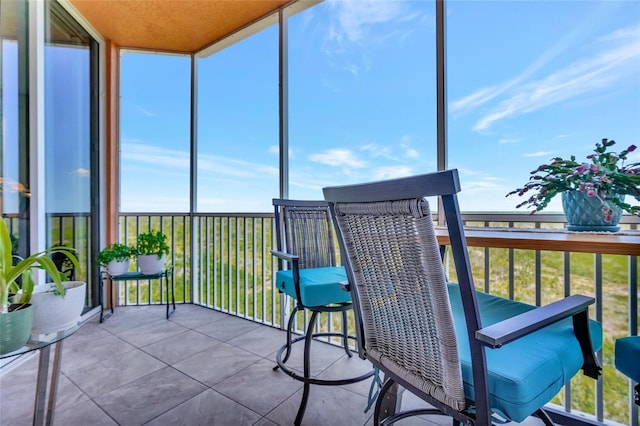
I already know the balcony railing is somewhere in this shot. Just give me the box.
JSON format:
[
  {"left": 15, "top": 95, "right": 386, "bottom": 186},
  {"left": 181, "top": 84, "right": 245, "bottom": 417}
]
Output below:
[
  {"left": 116, "top": 211, "right": 638, "bottom": 425},
  {"left": 3, "top": 212, "right": 638, "bottom": 425}
]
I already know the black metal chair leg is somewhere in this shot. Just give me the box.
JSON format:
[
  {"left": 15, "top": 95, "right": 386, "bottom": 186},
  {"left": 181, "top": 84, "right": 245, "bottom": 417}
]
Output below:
[
  {"left": 534, "top": 408, "right": 554, "bottom": 426},
  {"left": 341, "top": 310, "right": 353, "bottom": 357},
  {"left": 294, "top": 310, "right": 319, "bottom": 426},
  {"left": 274, "top": 306, "right": 299, "bottom": 371},
  {"left": 282, "top": 306, "right": 299, "bottom": 365},
  {"left": 374, "top": 378, "right": 398, "bottom": 426}
]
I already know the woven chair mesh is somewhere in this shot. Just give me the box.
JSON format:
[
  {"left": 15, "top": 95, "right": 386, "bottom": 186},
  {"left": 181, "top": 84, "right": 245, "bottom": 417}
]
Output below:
[
  {"left": 334, "top": 198, "right": 466, "bottom": 411},
  {"left": 286, "top": 208, "right": 336, "bottom": 269}
]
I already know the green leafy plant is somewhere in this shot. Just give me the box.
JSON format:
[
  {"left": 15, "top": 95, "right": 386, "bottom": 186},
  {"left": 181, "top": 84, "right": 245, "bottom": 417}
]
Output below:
[
  {"left": 0, "top": 219, "right": 80, "bottom": 314},
  {"left": 507, "top": 138, "right": 640, "bottom": 221},
  {"left": 134, "top": 230, "right": 170, "bottom": 258},
  {"left": 97, "top": 243, "right": 134, "bottom": 267}
]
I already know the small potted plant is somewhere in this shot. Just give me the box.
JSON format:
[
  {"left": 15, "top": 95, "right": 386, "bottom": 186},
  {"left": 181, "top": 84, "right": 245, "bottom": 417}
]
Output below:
[
  {"left": 0, "top": 219, "right": 79, "bottom": 353},
  {"left": 134, "top": 230, "right": 169, "bottom": 275},
  {"left": 507, "top": 138, "right": 639, "bottom": 231},
  {"left": 97, "top": 243, "right": 134, "bottom": 276}
]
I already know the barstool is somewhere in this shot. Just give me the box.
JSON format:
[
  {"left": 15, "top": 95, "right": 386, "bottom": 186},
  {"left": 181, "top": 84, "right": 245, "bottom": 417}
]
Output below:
[{"left": 272, "top": 199, "right": 374, "bottom": 425}]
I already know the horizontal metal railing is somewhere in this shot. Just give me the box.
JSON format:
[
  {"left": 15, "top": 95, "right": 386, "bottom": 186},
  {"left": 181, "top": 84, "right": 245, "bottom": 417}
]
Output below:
[
  {"left": 115, "top": 211, "right": 637, "bottom": 425},
  {"left": 455, "top": 214, "right": 638, "bottom": 425},
  {"left": 117, "top": 214, "right": 191, "bottom": 307},
  {"left": 3, "top": 213, "right": 95, "bottom": 305},
  {"left": 3, "top": 211, "right": 637, "bottom": 424}
]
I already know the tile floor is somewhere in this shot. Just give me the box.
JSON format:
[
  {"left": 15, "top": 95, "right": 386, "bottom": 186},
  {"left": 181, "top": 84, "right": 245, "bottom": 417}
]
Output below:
[{"left": 0, "top": 304, "right": 543, "bottom": 426}]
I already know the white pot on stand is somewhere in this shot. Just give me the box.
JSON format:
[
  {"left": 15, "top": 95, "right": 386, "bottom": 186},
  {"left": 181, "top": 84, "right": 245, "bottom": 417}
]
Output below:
[
  {"left": 137, "top": 254, "right": 167, "bottom": 275},
  {"left": 107, "top": 259, "right": 130, "bottom": 276}
]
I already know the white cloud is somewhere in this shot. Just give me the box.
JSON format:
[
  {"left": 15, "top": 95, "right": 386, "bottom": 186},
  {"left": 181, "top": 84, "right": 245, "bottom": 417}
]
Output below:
[
  {"left": 345, "top": 62, "right": 360, "bottom": 76},
  {"left": 456, "top": 175, "right": 519, "bottom": 212},
  {"left": 455, "top": 167, "right": 483, "bottom": 177},
  {"left": 456, "top": 170, "right": 509, "bottom": 202},
  {"left": 121, "top": 142, "right": 278, "bottom": 179},
  {"left": 360, "top": 143, "right": 393, "bottom": 159},
  {"left": 289, "top": 179, "right": 323, "bottom": 192},
  {"left": 268, "top": 145, "right": 294, "bottom": 159},
  {"left": 523, "top": 151, "right": 554, "bottom": 158},
  {"left": 121, "top": 143, "right": 190, "bottom": 170},
  {"left": 598, "top": 25, "right": 640, "bottom": 44},
  {"left": 121, "top": 194, "right": 189, "bottom": 213},
  {"left": 195, "top": 196, "right": 273, "bottom": 213},
  {"left": 450, "top": 87, "right": 501, "bottom": 114},
  {"left": 360, "top": 141, "right": 420, "bottom": 160},
  {"left": 372, "top": 165, "right": 413, "bottom": 180},
  {"left": 399, "top": 139, "right": 420, "bottom": 158},
  {"left": 321, "top": 77, "right": 341, "bottom": 93},
  {"left": 321, "top": 0, "right": 427, "bottom": 77},
  {"left": 404, "top": 147, "right": 419, "bottom": 158},
  {"left": 198, "top": 153, "right": 278, "bottom": 178},
  {"left": 309, "top": 148, "right": 366, "bottom": 168},
  {"left": 121, "top": 101, "right": 155, "bottom": 117},
  {"left": 627, "top": 150, "right": 640, "bottom": 162},
  {"left": 134, "top": 105, "right": 155, "bottom": 117},
  {"left": 326, "top": 0, "right": 420, "bottom": 45},
  {"left": 75, "top": 168, "right": 90, "bottom": 178},
  {"left": 450, "top": 24, "right": 640, "bottom": 132},
  {"left": 450, "top": 18, "right": 592, "bottom": 115},
  {"left": 462, "top": 178, "right": 506, "bottom": 194}
]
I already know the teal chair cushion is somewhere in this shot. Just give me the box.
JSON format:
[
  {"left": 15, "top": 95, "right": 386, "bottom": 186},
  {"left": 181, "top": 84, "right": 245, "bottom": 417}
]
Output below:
[
  {"left": 615, "top": 336, "right": 640, "bottom": 382},
  {"left": 447, "top": 283, "right": 603, "bottom": 422},
  {"left": 276, "top": 266, "right": 351, "bottom": 307}
]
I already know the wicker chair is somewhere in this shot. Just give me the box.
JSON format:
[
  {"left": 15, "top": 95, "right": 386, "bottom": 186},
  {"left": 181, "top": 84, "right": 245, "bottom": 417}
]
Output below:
[
  {"left": 323, "top": 169, "right": 602, "bottom": 425},
  {"left": 271, "top": 199, "right": 374, "bottom": 425}
]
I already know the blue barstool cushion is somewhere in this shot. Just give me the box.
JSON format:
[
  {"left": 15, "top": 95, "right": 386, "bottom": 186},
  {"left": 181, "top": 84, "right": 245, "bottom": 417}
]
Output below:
[
  {"left": 615, "top": 336, "right": 640, "bottom": 383},
  {"left": 276, "top": 266, "right": 351, "bottom": 307},
  {"left": 448, "top": 283, "right": 602, "bottom": 422}
]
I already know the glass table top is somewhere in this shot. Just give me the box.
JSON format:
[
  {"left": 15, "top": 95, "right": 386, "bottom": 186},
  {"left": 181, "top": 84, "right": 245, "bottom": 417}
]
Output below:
[{"left": 0, "top": 324, "right": 80, "bottom": 359}]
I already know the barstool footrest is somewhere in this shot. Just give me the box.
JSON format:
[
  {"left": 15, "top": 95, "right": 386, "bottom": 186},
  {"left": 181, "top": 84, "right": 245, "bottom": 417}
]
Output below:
[{"left": 275, "top": 332, "right": 374, "bottom": 386}]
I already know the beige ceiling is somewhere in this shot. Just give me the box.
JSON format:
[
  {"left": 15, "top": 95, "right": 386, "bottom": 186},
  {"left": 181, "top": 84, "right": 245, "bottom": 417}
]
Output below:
[{"left": 68, "top": 0, "right": 295, "bottom": 53}]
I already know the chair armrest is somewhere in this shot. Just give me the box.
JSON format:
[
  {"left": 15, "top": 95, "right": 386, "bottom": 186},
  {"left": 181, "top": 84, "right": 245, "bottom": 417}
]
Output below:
[
  {"left": 271, "top": 250, "right": 299, "bottom": 264},
  {"left": 476, "top": 294, "right": 594, "bottom": 348},
  {"left": 271, "top": 250, "right": 304, "bottom": 302}
]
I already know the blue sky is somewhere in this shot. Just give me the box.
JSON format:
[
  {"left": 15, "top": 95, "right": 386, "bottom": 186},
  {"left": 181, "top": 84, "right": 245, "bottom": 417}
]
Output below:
[
  {"left": 118, "top": 0, "right": 639, "bottom": 214},
  {"left": 5, "top": 0, "right": 634, "bottom": 214}
]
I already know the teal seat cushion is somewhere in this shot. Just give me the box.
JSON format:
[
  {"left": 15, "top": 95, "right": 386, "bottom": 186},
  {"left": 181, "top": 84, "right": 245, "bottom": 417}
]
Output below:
[
  {"left": 276, "top": 266, "right": 351, "bottom": 307},
  {"left": 615, "top": 336, "right": 640, "bottom": 382},
  {"left": 447, "top": 283, "right": 602, "bottom": 423}
]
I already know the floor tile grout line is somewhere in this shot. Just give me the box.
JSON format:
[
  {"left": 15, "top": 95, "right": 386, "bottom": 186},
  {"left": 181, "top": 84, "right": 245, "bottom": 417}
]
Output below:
[
  {"left": 59, "top": 368, "right": 122, "bottom": 426},
  {"left": 2, "top": 304, "right": 379, "bottom": 426}
]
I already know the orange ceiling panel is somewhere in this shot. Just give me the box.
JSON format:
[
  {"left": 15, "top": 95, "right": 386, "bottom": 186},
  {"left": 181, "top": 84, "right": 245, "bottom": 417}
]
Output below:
[{"left": 68, "top": 0, "right": 293, "bottom": 53}]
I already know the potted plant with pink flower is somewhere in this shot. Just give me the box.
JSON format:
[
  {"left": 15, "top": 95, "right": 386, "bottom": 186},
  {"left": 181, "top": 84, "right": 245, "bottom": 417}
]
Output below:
[{"left": 507, "top": 138, "right": 639, "bottom": 232}]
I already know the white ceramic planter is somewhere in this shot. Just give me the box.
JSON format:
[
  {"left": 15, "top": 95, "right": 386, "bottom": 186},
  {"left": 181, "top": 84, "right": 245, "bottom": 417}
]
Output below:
[
  {"left": 137, "top": 254, "right": 167, "bottom": 275},
  {"left": 107, "top": 259, "right": 130, "bottom": 276},
  {"left": 29, "top": 281, "right": 86, "bottom": 337}
]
